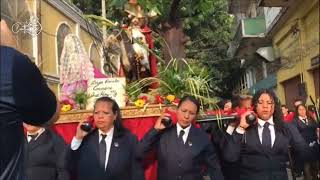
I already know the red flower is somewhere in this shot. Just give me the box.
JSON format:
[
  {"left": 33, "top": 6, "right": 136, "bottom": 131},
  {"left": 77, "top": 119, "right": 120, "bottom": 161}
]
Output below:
[
  {"left": 155, "top": 95, "right": 163, "bottom": 104},
  {"left": 140, "top": 96, "right": 148, "bottom": 102},
  {"left": 173, "top": 98, "right": 180, "bottom": 104}
]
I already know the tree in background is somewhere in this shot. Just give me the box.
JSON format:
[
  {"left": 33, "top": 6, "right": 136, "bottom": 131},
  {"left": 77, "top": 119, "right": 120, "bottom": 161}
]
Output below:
[{"left": 70, "top": 0, "right": 241, "bottom": 98}]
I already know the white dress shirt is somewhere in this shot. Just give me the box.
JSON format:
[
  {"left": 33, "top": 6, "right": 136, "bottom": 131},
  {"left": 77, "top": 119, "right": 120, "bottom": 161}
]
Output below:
[
  {"left": 27, "top": 128, "right": 45, "bottom": 142},
  {"left": 227, "top": 117, "right": 276, "bottom": 147},
  {"left": 71, "top": 127, "right": 114, "bottom": 169},
  {"left": 176, "top": 123, "right": 191, "bottom": 144},
  {"left": 298, "top": 116, "right": 309, "bottom": 125},
  {"left": 257, "top": 117, "right": 276, "bottom": 147},
  {"left": 226, "top": 125, "right": 236, "bottom": 135}
]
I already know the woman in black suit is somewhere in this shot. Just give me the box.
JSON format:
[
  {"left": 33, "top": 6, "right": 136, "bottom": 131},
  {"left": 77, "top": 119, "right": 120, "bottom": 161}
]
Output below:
[
  {"left": 137, "top": 96, "right": 224, "bottom": 180},
  {"left": 292, "top": 104, "right": 319, "bottom": 180},
  {"left": 68, "top": 96, "right": 145, "bottom": 180},
  {"left": 23, "top": 123, "right": 69, "bottom": 180},
  {"left": 222, "top": 89, "right": 318, "bottom": 180}
]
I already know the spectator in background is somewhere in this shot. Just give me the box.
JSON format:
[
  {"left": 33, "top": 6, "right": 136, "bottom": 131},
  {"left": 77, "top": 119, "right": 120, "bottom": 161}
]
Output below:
[
  {"left": 287, "top": 98, "right": 304, "bottom": 122},
  {"left": 221, "top": 100, "right": 233, "bottom": 115},
  {"left": 281, "top": 105, "right": 294, "bottom": 123},
  {"left": 234, "top": 94, "right": 253, "bottom": 115},
  {"left": 1, "top": 19, "right": 59, "bottom": 180},
  {"left": 307, "top": 105, "right": 318, "bottom": 121},
  {"left": 294, "top": 98, "right": 304, "bottom": 108},
  {"left": 292, "top": 104, "right": 319, "bottom": 180},
  {"left": 24, "top": 123, "right": 69, "bottom": 180},
  {"left": 206, "top": 99, "right": 233, "bottom": 116},
  {"left": 291, "top": 98, "right": 317, "bottom": 122}
]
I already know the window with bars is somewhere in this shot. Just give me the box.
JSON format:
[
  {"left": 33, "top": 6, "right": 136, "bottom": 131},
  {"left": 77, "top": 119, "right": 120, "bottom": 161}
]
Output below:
[{"left": 237, "top": 68, "right": 256, "bottom": 92}]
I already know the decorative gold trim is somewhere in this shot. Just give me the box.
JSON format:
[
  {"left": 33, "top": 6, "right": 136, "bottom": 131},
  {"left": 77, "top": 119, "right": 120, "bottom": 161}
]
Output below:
[
  {"left": 56, "top": 104, "right": 174, "bottom": 124},
  {"left": 57, "top": 110, "right": 92, "bottom": 124}
]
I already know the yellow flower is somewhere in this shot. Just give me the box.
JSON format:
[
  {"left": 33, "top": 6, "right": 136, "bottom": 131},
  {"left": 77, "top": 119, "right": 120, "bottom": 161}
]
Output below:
[
  {"left": 166, "top": 95, "right": 175, "bottom": 102},
  {"left": 61, "top": 104, "right": 72, "bottom": 112},
  {"left": 134, "top": 99, "right": 146, "bottom": 108}
]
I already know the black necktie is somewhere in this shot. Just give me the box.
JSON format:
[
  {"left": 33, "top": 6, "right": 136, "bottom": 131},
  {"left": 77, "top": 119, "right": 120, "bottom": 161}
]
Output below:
[
  {"left": 28, "top": 134, "right": 38, "bottom": 143},
  {"left": 99, "top": 134, "right": 107, "bottom": 169},
  {"left": 178, "top": 130, "right": 185, "bottom": 145},
  {"left": 302, "top": 119, "right": 308, "bottom": 125},
  {"left": 262, "top": 122, "right": 271, "bottom": 148}
]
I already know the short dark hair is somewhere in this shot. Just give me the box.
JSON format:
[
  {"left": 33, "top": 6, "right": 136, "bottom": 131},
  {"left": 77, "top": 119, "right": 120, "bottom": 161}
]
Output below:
[
  {"left": 218, "top": 99, "right": 232, "bottom": 109},
  {"left": 94, "top": 96, "right": 126, "bottom": 133},
  {"left": 178, "top": 96, "right": 200, "bottom": 114}
]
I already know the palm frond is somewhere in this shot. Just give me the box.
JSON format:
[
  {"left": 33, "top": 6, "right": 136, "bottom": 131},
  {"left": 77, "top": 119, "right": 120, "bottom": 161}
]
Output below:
[{"left": 127, "top": 58, "right": 219, "bottom": 110}]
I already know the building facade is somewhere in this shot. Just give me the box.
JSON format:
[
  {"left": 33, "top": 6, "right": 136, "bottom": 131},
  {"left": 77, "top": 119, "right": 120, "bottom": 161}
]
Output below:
[
  {"left": 228, "top": 0, "right": 319, "bottom": 109},
  {"left": 1, "top": 0, "right": 103, "bottom": 96},
  {"left": 271, "top": 0, "right": 319, "bottom": 109}
]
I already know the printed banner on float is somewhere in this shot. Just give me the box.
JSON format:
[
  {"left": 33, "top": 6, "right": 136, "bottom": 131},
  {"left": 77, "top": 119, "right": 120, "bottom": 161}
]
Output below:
[{"left": 86, "top": 78, "right": 126, "bottom": 109}]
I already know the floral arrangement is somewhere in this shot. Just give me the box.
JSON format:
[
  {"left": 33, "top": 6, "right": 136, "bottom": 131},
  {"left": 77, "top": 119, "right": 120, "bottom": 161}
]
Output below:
[
  {"left": 60, "top": 95, "right": 76, "bottom": 112},
  {"left": 60, "top": 90, "right": 91, "bottom": 112},
  {"left": 126, "top": 58, "right": 218, "bottom": 111},
  {"left": 132, "top": 93, "right": 180, "bottom": 108}
]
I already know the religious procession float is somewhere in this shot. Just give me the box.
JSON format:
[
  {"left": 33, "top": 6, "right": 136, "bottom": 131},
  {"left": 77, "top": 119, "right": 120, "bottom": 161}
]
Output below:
[{"left": 57, "top": 0, "right": 218, "bottom": 124}]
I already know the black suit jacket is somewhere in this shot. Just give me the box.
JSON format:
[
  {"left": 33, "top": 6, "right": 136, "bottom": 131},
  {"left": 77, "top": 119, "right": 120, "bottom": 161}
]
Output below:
[
  {"left": 137, "top": 125, "right": 224, "bottom": 180},
  {"left": 292, "top": 117, "right": 318, "bottom": 143},
  {"left": 68, "top": 128, "right": 145, "bottom": 180},
  {"left": 200, "top": 122, "right": 240, "bottom": 180},
  {"left": 0, "top": 46, "right": 57, "bottom": 180},
  {"left": 222, "top": 122, "right": 314, "bottom": 180},
  {"left": 24, "top": 129, "right": 69, "bottom": 180}
]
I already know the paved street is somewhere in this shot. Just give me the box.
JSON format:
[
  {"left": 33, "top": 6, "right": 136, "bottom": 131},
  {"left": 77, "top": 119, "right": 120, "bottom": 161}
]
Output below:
[
  {"left": 287, "top": 168, "right": 304, "bottom": 180},
  {"left": 203, "top": 169, "right": 305, "bottom": 180}
]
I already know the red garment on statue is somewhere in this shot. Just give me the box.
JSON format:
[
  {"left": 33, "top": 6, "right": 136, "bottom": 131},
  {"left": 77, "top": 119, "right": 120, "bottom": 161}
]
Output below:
[
  {"left": 119, "top": 26, "right": 158, "bottom": 83},
  {"left": 141, "top": 26, "right": 158, "bottom": 80},
  {"left": 140, "top": 26, "right": 157, "bottom": 76}
]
